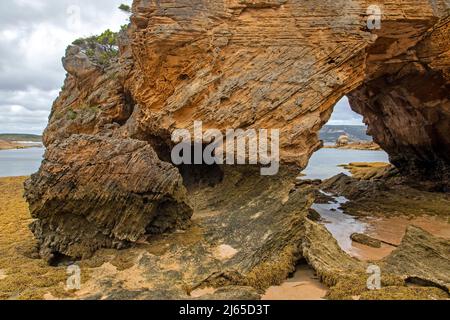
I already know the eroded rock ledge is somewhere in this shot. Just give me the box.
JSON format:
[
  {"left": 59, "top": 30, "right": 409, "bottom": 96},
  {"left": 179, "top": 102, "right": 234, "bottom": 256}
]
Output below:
[{"left": 25, "top": 135, "right": 192, "bottom": 261}]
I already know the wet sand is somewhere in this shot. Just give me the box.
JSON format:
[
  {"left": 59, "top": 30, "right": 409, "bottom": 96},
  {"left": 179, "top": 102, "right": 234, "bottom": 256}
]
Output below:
[
  {"left": 363, "top": 215, "right": 450, "bottom": 246},
  {"left": 262, "top": 265, "right": 328, "bottom": 300},
  {"left": 350, "top": 215, "right": 450, "bottom": 261}
]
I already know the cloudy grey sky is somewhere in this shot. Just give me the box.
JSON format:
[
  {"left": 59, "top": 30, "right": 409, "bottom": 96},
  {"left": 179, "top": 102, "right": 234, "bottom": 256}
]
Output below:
[
  {"left": 0, "top": 0, "right": 363, "bottom": 135},
  {"left": 328, "top": 96, "right": 364, "bottom": 126},
  {"left": 0, "top": 0, "right": 131, "bottom": 134}
]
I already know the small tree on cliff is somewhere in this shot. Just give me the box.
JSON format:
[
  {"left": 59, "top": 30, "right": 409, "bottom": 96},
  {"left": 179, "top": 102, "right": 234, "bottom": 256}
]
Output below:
[
  {"left": 97, "top": 29, "right": 118, "bottom": 51},
  {"left": 118, "top": 4, "right": 131, "bottom": 13}
]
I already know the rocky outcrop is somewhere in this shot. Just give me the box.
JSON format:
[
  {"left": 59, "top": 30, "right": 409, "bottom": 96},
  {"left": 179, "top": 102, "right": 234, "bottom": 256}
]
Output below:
[
  {"left": 383, "top": 226, "right": 450, "bottom": 293},
  {"left": 4, "top": 175, "right": 450, "bottom": 300},
  {"left": 125, "top": 0, "right": 449, "bottom": 178},
  {"left": 320, "top": 171, "right": 450, "bottom": 218},
  {"left": 301, "top": 219, "right": 449, "bottom": 300},
  {"left": 71, "top": 166, "right": 313, "bottom": 300},
  {"left": 325, "top": 141, "right": 382, "bottom": 151},
  {"left": 26, "top": 1, "right": 450, "bottom": 259},
  {"left": 339, "top": 162, "right": 397, "bottom": 180},
  {"left": 25, "top": 135, "right": 192, "bottom": 261},
  {"left": 349, "top": 16, "right": 450, "bottom": 183}
]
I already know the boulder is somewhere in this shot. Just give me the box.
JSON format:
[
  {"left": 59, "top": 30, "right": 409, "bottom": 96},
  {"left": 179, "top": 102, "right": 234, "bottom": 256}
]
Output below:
[
  {"left": 25, "top": 135, "right": 192, "bottom": 261},
  {"left": 351, "top": 233, "right": 382, "bottom": 248}
]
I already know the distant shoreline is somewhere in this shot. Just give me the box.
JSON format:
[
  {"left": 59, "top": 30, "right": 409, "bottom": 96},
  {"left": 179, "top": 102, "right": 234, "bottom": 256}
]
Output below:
[
  {"left": 323, "top": 141, "right": 381, "bottom": 151},
  {"left": 0, "top": 134, "right": 43, "bottom": 151},
  {"left": 0, "top": 140, "right": 43, "bottom": 151}
]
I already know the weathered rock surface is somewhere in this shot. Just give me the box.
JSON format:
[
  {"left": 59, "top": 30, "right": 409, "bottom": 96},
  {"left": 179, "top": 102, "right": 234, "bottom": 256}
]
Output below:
[
  {"left": 320, "top": 171, "right": 450, "bottom": 218},
  {"left": 3, "top": 175, "right": 450, "bottom": 300},
  {"left": 339, "top": 162, "right": 397, "bottom": 180},
  {"left": 69, "top": 166, "right": 313, "bottom": 300},
  {"left": 26, "top": 0, "right": 450, "bottom": 280},
  {"left": 25, "top": 135, "right": 192, "bottom": 261},
  {"left": 125, "top": 0, "right": 449, "bottom": 181},
  {"left": 302, "top": 218, "right": 449, "bottom": 300},
  {"left": 351, "top": 233, "right": 382, "bottom": 248},
  {"left": 349, "top": 16, "right": 450, "bottom": 183},
  {"left": 382, "top": 226, "right": 450, "bottom": 293}
]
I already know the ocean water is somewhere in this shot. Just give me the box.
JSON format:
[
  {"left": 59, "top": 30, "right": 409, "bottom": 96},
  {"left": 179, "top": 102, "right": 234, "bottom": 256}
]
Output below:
[
  {"left": 0, "top": 148, "right": 45, "bottom": 177},
  {"left": 0, "top": 147, "right": 389, "bottom": 179},
  {"left": 301, "top": 148, "right": 389, "bottom": 180}
]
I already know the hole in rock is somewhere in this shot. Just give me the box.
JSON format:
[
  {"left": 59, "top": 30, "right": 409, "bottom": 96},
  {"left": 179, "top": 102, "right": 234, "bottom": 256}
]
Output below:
[
  {"left": 178, "top": 74, "right": 190, "bottom": 81},
  {"left": 116, "top": 90, "right": 135, "bottom": 126},
  {"left": 48, "top": 252, "right": 77, "bottom": 267},
  {"left": 302, "top": 96, "right": 388, "bottom": 181},
  {"left": 143, "top": 134, "right": 224, "bottom": 190},
  {"left": 176, "top": 142, "right": 224, "bottom": 190},
  {"left": 302, "top": 96, "right": 392, "bottom": 262}
]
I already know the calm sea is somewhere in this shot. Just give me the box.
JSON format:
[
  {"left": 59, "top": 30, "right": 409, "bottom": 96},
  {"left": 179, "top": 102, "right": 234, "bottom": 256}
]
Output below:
[
  {"left": 0, "top": 148, "right": 45, "bottom": 177},
  {"left": 0, "top": 147, "right": 389, "bottom": 179}
]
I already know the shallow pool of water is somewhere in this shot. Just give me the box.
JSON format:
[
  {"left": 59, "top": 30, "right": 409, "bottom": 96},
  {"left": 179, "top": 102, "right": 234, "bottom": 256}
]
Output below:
[{"left": 313, "top": 191, "right": 398, "bottom": 261}]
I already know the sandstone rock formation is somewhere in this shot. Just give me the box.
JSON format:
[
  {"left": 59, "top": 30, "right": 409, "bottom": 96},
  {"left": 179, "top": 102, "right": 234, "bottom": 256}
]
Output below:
[
  {"left": 320, "top": 171, "right": 450, "bottom": 218},
  {"left": 25, "top": 135, "right": 192, "bottom": 261},
  {"left": 125, "top": 0, "right": 449, "bottom": 178},
  {"left": 26, "top": 0, "right": 450, "bottom": 260},
  {"left": 336, "top": 135, "right": 350, "bottom": 147},
  {"left": 302, "top": 218, "right": 448, "bottom": 300},
  {"left": 383, "top": 226, "right": 450, "bottom": 293},
  {"left": 349, "top": 16, "right": 450, "bottom": 182},
  {"left": 69, "top": 167, "right": 314, "bottom": 300},
  {"left": 4, "top": 176, "right": 449, "bottom": 299}
]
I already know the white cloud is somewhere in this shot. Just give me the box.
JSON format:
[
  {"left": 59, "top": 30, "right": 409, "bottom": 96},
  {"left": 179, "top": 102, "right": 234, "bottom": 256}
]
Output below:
[
  {"left": 0, "top": 0, "right": 131, "bottom": 134},
  {"left": 327, "top": 96, "right": 365, "bottom": 126}
]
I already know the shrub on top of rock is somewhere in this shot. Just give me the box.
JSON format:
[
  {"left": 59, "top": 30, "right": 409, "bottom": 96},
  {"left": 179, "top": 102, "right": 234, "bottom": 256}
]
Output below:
[{"left": 72, "top": 29, "right": 120, "bottom": 67}]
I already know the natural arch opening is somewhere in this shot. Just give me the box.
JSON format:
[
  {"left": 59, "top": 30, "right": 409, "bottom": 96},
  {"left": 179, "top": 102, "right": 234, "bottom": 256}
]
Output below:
[{"left": 302, "top": 96, "right": 389, "bottom": 180}]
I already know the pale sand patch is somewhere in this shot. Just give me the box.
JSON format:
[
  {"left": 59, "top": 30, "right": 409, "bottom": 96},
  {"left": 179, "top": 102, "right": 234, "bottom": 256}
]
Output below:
[
  {"left": 212, "top": 245, "right": 238, "bottom": 261},
  {"left": 75, "top": 262, "right": 118, "bottom": 298},
  {"left": 351, "top": 242, "right": 395, "bottom": 262},
  {"left": 43, "top": 293, "right": 57, "bottom": 300},
  {"left": 76, "top": 253, "right": 157, "bottom": 298},
  {"left": 250, "top": 212, "right": 263, "bottom": 220},
  {"left": 262, "top": 265, "right": 328, "bottom": 300},
  {"left": 190, "top": 287, "right": 216, "bottom": 298}
]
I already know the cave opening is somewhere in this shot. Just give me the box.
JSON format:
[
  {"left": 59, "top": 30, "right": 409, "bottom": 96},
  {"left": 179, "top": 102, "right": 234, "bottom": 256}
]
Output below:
[{"left": 145, "top": 134, "right": 224, "bottom": 190}]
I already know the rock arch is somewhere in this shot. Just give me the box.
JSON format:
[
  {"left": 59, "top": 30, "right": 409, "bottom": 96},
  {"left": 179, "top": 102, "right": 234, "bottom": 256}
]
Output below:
[
  {"left": 25, "top": 0, "right": 450, "bottom": 259},
  {"left": 126, "top": 0, "right": 449, "bottom": 180}
]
